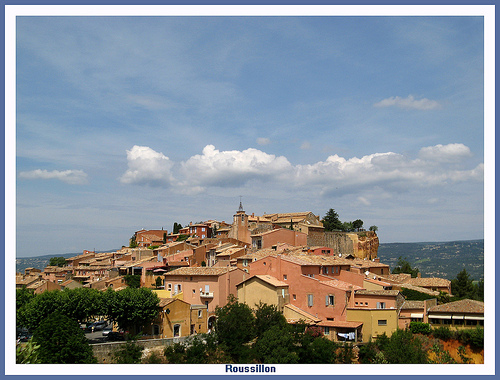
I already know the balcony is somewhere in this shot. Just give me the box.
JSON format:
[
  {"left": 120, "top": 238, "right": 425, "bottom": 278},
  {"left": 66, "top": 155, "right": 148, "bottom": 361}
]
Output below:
[{"left": 200, "top": 291, "right": 214, "bottom": 298}]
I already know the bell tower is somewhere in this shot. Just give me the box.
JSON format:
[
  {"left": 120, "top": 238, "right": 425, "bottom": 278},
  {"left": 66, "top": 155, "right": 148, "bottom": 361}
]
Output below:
[{"left": 229, "top": 197, "right": 251, "bottom": 244}]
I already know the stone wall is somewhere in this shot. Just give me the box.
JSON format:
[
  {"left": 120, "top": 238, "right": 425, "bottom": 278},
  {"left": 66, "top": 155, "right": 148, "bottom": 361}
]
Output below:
[
  {"left": 92, "top": 336, "right": 188, "bottom": 364},
  {"left": 317, "top": 231, "right": 379, "bottom": 259}
]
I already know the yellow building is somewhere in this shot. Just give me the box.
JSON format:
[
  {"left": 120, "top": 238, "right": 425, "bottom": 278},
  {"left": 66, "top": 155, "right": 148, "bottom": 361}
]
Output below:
[
  {"left": 346, "top": 308, "right": 398, "bottom": 342},
  {"left": 236, "top": 274, "right": 289, "bottom": 312}
]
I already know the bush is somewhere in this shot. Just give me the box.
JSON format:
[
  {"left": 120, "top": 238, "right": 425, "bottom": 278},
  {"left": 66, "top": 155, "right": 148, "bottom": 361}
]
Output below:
[
  {"left": 409, "top": 321, "right": 431, "bottom": 335},
  {"left": 431, "top": 326, "right": 453, "bottom": 341},
  {"left": 455, "top": 327, "right": 484, "bottom": 349},
  {"left": 113, "top": 340, "right": 143, "bottom": 363}
]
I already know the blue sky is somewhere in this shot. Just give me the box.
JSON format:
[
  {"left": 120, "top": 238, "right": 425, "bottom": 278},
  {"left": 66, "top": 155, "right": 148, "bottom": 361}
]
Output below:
[{"left": 14, "top": 11, "right": 486, "bottom": 257}]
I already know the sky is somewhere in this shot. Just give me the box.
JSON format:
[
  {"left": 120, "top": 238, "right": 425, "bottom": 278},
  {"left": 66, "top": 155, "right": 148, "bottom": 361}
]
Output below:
[{"left": 13, "top": 9, "right": 487, "bottom": 258}]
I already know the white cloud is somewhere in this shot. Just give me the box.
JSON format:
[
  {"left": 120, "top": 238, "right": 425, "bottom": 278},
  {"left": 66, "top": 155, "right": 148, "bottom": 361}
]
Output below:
[
  {"left": 180, "top": 145, "right": 293, "bottom": 188},
  {"left": 18, "top": 169, "right": 88, "bottom": 185},
  {"left": 374, "top": 95, "right": 441, "bottom": 110},
  {"left": 419, "top": 143, "right": 472, "bottom": 163},
  {"left": 257, "top": 137, "right": 271, "bottom": 146},
  {"left": 120, "top": 145, "right": 174, "bottom": 186}
]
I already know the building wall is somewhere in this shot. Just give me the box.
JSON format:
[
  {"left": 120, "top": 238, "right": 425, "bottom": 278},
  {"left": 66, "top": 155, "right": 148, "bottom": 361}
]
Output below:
[
  {"left": 190, "top": 306, "right": 208, "bottom": 334},
  {"left": 346, "top": 308, "right": 398, "bottom": 342},
  {"left": 352, "top": 294, "right": 398, "bottom": 309},
  {"left": 237, "top": 278, "right": 288, "bottom": 311}
]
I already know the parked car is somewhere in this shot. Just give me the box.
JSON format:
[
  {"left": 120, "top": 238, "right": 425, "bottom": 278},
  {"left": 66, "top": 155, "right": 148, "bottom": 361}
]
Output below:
[
  {"left": 102, "top": 327, "right": 112, "bottom": 336},
  {"left": 88, "top": 320, "right": 107, "bottom": 332},
  {"left": 107, "top": 331, "right": 125, "bottom": 341}
]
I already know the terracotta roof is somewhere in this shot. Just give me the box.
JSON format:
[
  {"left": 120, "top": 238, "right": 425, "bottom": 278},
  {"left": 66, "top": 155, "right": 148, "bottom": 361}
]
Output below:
[
  {"left": 405, "top": 277, "right": 451, "bottom": 288},
  {"left": 355, "top": 290, "right": 401, "bottom": 297},
  {"left": 320, "top": 279, "right": 363, "bottom": 292},
  {"left": 238, "top": 275, "right": 288, "bottom": 288},
  {"left": 384, "top": 273, "right": 412, "bottom": 283},
  {"left": 317, "top": 320, "right": 363, "bottom": 328},
  {"left": 401, "top": 300, "right": 425, "bottom": 310},
  {"left": 428, "top": 299, "right": 484, "bottom": 314},
  {"left": 398, "top": 284, "right": 440, "bottom": 296},
  {"left": 284, "top": 304, "right": 321, "bottom": 323},
  {"left": 165, "top": 267, "right": 239, "bottom": 276}
]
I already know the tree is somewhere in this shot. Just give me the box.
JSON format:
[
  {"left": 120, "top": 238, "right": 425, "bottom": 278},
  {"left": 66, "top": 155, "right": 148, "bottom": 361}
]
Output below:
[
  {"left": 341, "top": 221, "right": 353, "bottom": 232},
  {"left": 253, "top": 324, "right": 299, "bottom": 364},
  {"left": 113, "top": 339, "right": 144, "bottom": 364},
  {"left": 392, "top": 257, "right": 420, "bottom": 278},
  {"left": 106, "top": 287, "right": 160, "bottom": 333},
  {"left": 451, "top": 269, "right": 475, "bottom": 298},
  {"left": 49, "top": 257, "right": 67, "bottom": 267},
  {"left": 16, "top": 286, "right": 35, "bottom": 311},
  {"left": 214, "top": 295, "right": 256, "bottom": 361},
  {"left": 381, "top": 329, "right": 428, "bottom": 364},
  {"left": 369, "top": 225, "right": 378, "bottom": 232},
  {"left": 163, "top": 232, "right": 167, "bottom": 244},
  {"left": 322, "top": 209, "right": 343, "bottom": 231},
  {"left": 172, "top": 222, "right": 182, "bottom": 234},
  {"left": 124, "top": 274, "right": 141, "bottom": 288},
  {"left": 16, "top": 337, "right": 41, "bottom": 364},
  {"left": 32, "top": 312, "right": 97, "bottom": 364},
  {"left": 129, "top": 235, "right": 138, "bottom": 248},
  {"left": 155, "top": 276, "right": 163, "bottom": 289},
  {"left": 352, "top": 219, "right": 364, "bottom": 231},
  {"left": 254, "top": 302, "right": 287, "bottom": 339}
]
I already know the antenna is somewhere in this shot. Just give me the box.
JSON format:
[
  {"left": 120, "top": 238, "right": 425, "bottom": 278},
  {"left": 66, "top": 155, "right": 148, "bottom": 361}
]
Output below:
[{"left": 238, "top": 195, "right": 244, "bottom": 212}]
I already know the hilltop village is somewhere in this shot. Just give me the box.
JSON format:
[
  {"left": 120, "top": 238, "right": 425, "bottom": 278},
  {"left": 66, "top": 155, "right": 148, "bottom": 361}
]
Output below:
[{"left": 16, "top": 203, "right": 484, "bottom": 345}]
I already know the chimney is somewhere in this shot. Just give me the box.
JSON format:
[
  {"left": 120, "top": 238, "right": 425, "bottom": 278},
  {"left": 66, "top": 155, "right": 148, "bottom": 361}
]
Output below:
[{"left": 417, "top": 272, "right": 421, "bottom": 278}]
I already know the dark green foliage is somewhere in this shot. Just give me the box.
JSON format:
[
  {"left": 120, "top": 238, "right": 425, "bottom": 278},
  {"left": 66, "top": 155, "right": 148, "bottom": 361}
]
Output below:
[
  {"left": 163, "top": 342, "right": 187, "bottom": 363},
  {"left": 369, "top": 225, "right": 378, "bottom": 232},
  {"left": 382, "top": 329, "right": 428, "bottom": 364},
  {"left": 300, "top": 336, "right": 339, "bottom": 364},
  {"left": 358, "top": 340, "right": 378, "bottom": 364},
  {"left": 16, "top": 287, "right": 35, "bottom": 310},
  {"left": 177, "top": 234, "right": 189, "bottom": 241},
  {"left": 431, "top": 326, "right": 453, "bottom": 341},
  {"left": 254, "top": 302, "right": 287, "bottom": 338},
  {"left": 253, "top": 324, "right": 299, "bottom": 364},
  {"left": 144, "top": 351, "right": 163, "bottom": 364},
  {"left": 451, "top": 269, "right": 476, "bottom": 299},
  {"left": 113, "top": 339, "right": 143, "bottom": 364},
  {"left": 455, "top": 327, "right": 484, "bottom": 349},
  {"left": 129, "top": 235, "right": 138, "bottom": 248},
  {"left": 352, "top": 219, "right": 364, "bottom": 231},
  {"left": 392, "top": 257, "right": 420, "bottom": 278},
  {"left": 338, "top": 342, "right": 355, "bottom": 364},
  {"left": 322, "top": 208, "right": 343, "bottom": 231},
  {"left": 374, "top": 332, "right": 390, "bottom": 351},
  {"left": 154, "top": 276, "right": 163, "bottom": 289},
  {"left": 107, "top": 287, "right": 160, "bottom": 332},
  {"left": 49, "top": 257, "right": 67, "bottom": 267},
  {"left": 172, "top": 222, "right": 182, "bottom": 234},
  {"left": 124, "top": 274, "right": 141, "bottom": 288},
  {"left": 409, "top": 321, "right": 431, "bottom": 335},
  {"left": 214, "top": 295, "right": 256, "bottom": 362},
  {"left": 32, "top": 313, "right": 97, "bottom": 364},
  {"left": 162, "top": 232, "right": 167, "bottom": 244}
]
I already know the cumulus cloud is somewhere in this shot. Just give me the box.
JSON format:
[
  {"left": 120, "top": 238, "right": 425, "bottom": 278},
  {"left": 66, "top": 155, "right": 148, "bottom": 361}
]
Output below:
[
  {"left": 120, "top": 145, "right": 174, "bottom": 186},
  {"left": 256, "top": 137, "right": 271, "bottom": 146},
  {"left": 180, "top": 145, "right": 293, "bottom": 188},
  {"left": 119, "top": 143, "right": 482, "bottom": 198},
  {"left": 418, "top": 143, "right": 472, "bottom": 163},
  {"left": 18, "top": 169, "right": 88, "bottom": 185},
  {"left": 374, "top": 95, "right": 441, "bottom": 110}
]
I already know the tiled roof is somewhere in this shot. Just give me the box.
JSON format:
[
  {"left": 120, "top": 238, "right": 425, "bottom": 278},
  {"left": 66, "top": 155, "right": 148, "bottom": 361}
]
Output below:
[
  {"left": 317, "top": 320, "right": 363, "bottom": 328},
  {"left": 405, "top": 277, "right": 451, "bottom": 287},
  {"left": 428, "top": 299, "right": 484, "bottom": 314},
  {"left": 398, "top": 284, "right": 440, "bottom": 296},
  {"left": 355, "top": 290, "right": 401, "bottom": 297},
  {"left": 384, "top": 273, "right": 412, "bottom": 283},
  {"left": 165, "top": 267, "right": 238, "bottom": 276},
  {"left": 284, "top": 304, "right": 321, "bottom": 323},
  {"left": 320, "top": 279, "right": 363, "bottom": 292},
  {"left": 252, "top": 275, "right": 288, "bottom": 288},
  {"left": 400, "top": 300, "right": 425, "bottom": 310}
]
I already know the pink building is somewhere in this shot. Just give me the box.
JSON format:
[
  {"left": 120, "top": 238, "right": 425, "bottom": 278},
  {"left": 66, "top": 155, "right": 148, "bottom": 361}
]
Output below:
[
  {"left": 164, "top": 267, "right": 248, "bottom": 317},
  {"left": 251, "top": 228, "right": 308, "bottom": 250}
]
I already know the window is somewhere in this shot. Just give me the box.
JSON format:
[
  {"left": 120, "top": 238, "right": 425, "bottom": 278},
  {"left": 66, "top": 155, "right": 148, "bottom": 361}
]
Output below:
[
  {"left": 167, "top": 283, "right": 172, "bottom": 291},
  {"left": 198, "top": 310, "right": 203, "bottom": 318},
  {"left": 326, "top": 295, "right": 334, "bottom": 306},
  {"left": 324, "top": 326, "right": 330, "bottom": 335},
  {"left": 376, "top": 302, "right": 386, "bottom": 309},
  {"left": 283, "top": 275, "right": 287, "bottom": 280},
  {"left": 293, "top": 294, "right": 297, "bottom": 300},
  {"left": 173, "top": 324, "right": 181, "bottom": 337},
  {"left": 243, "top": 259, "right": 249, "bottom": 267},
  {"left": 153, "top": 325, "right": 160, "bottom": 335},
  {"left": 202, "top": 227, "right": 205, "bottom": 232},
  {"left": 307, "top": 294, "right": 314, "bottom": 307},
  {"left": 378, "top": 320, "right": 387, "bottom": 326}
]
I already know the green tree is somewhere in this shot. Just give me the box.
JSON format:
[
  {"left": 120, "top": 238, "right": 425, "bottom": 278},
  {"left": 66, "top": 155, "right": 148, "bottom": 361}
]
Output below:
[
  {"left": 155, "top": 276, "right": 163, "bottom": 289},
  {"left": 352, "top": 219, "right": 364, "bottom": 231},
  {"left": 341, "top": 221, "right": 353, "bottom": 232},
  {"left": 253, "top": 324, "right": 299, "bottom": 364},
  {"left": 322, "top": 209, "right": 344, "bottom": 231},
  {"left": 162, "top": 232, "right": 167, "bottom": 244},
  {"left": 129, "top": 235, "right": 138, "bottom": 248},
  {"left": 49, "top": 257, "right": 67, "bottom": 267},
  {"left": 124, "top": 274, "right": 141, "bottom": 288},
  {"left": 113, "top": 339, "right": 144, "bottom": 364},
  {"left": 32, "top": 312, "right": 97, "bottom": 363},
  {"left": 214, "top": 295, "right": 256, "bottom": 362},
  {"left": 369, "top": 225, "right": 378, "bottom": 232},
  {"left": 392, "top": 257, "right": 420, "bottom": 278},
  {"left": 16, "top": 286, "right": 35, "bottom": 311},
  {"left": 451, "top": 269, "right": 475, "bottom": 298},
  {"left": 106, "top": 287, "right": 160, "bottom": 333},
  {"left": 172, "top": 222, "right": 182, "bottom": 234},
  {"left": 254, "top": 302, "right": 287, "bottom": 339},
  {"left": 381, "top": 329, "right": 428, "bottom": 364}
]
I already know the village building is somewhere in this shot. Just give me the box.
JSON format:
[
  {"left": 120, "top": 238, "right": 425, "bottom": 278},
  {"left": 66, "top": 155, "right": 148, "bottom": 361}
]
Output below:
[
  {"left": 427, "top": 299, "right": 484, "bottom": 329},
  {"left": 398, "top": 299, "right": 438, "bottom": 329}
]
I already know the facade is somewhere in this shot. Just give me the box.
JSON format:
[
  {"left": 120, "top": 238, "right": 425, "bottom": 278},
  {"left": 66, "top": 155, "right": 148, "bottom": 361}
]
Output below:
[
  {"left": 346, "top": 307, "right": 399, "bottom": 343},
  {"left": 236, "top": 274, "right": 289, "bottom": 312},
  {"left": 427, "top": 299, "right": 484, "bottom": 329},
  {"left": 251, "top": 228, "right": 308, "bottom": 250},
  {"left": 228, "top": 202, "right": 251, "bottom": 244},
  {"left": 398, "top": 299, "right": 438, "bottom": 329},
  {"left": 164, "top": 266, "right": 248, "bottom": 313}
]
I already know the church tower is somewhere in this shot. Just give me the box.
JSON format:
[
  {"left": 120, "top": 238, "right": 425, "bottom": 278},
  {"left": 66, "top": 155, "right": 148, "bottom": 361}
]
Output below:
[{"left": 228, "top": 199, "right": 251, "bottom": 244}]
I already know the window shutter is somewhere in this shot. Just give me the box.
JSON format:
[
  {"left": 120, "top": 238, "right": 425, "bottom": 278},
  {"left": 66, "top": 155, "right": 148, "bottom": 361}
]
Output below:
[{"left": 326, "top": 295, "right": 329, "bottom": 306}]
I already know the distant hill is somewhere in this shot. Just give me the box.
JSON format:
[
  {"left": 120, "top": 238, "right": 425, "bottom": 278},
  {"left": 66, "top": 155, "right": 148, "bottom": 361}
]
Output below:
[{"left": 377, "top": 239, "right": 484, "bottom": 281}]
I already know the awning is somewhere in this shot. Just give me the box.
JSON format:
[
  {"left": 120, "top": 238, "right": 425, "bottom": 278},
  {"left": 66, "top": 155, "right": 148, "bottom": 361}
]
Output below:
[
  {"left": 452, "top": 315, "right": 465, "bottom": 320},
  {"left": 429, "top": 314, "right": 452, "bottom": 319},
  {"left": 464, "top": 315, "right": 484, "bottom": 320},
  {"left": 410, "top": 313, "right": 424, "bottom": 318}
]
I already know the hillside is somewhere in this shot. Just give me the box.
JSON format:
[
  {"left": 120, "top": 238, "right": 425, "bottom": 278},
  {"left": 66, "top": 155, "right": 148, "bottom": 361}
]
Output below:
[{"left": 377, "top": 239, "right": 484, "bottom": 281}]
